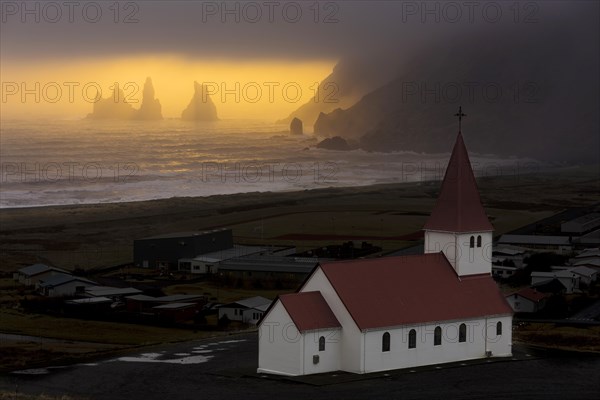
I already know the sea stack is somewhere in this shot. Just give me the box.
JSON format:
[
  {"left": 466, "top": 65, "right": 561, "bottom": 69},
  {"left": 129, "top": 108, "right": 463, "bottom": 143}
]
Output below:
[
  {"left": 134, "top": 77, "right": 162, "bottom": 120},
  {"left": 181, "top": 81, "right": 219, "bottom": 121},
  {"left": 86, "top": 87, "right": 136, "bottom": 120},
  {"left": 290, "top": 117, "right": 303, "bottom": 135}
]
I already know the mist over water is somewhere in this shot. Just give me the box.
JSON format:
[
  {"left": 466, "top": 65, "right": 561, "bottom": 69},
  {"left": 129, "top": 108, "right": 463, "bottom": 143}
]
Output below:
[{"left": 0, "top": 119, "right": 539, "bottom": 208}]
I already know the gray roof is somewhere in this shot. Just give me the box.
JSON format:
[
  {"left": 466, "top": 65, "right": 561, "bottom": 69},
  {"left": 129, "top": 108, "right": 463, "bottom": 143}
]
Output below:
[
  {"left": 568, "top": 266, "right": 598, "bottom": 278},
  {"left": 531, "top": 271, "right": 577, "bottom": 279},
  {"left": 38, "top": 273, "right": 96, "bottom": 288},
  {"left": 245, "top": 303, "right": 270, "bottom": 312},
  {"left": 499, "top": 235, "right": 572, "bottom": 246},
  {"left": 139, "top": 229, "right": 230, "bottom": 240},
  {"left": 219, "top": 256, "right": 319, "bottom": 274},
  {"left": 18, "top": 264, "right": 67, "bottom": 277},
  {"left": 125, "top": 294, "right": 204, "bottom": 303},
  {"left": 66, "top": 297, "right": 112, "bottom": 305},
  {"left": 186, "top": 245, "right": 265, "bottom": 263},
  {"left": 86, "top": 286, "right": 142, "bottom": 297},
  {"left": 573, "top": 259, "right": 600, "bottom": 267},
  {"left": 223, "top": 296, "right": 272, "bottom": 309},
  {"left": 153, "top": 302, "right": 196, "bottom": 310}
]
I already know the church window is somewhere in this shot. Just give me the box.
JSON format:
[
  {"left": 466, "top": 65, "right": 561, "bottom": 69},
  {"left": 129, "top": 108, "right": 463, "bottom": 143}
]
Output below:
[
  {"left": 434, "top": 326, "right": 442, "bottom": 346},
  {"left": 319, "top": 336, "right": 325, "bottom": 351},
  {"left": 469, "top": 236, "right": 475, "bottom": 248},
  {"left": 477, "top": 235, "right": 482, "bottom": 247},
  {"left": 382, "top": 332, "right": 390, "bottom": 352},
  {"left": 408, "top": 329, "right": 417, "bottom": 349},
  {"left": 459, "top": 323, "right": 467, "bottom": 342},
  {"left": 496, "top": 321, "right": 502, "bottom": 336}
]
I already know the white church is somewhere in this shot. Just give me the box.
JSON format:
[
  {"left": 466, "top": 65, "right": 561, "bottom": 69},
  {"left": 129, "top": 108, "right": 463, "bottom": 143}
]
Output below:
[{"left": 257, "top": 112, "right": 513, "bottom": 376}]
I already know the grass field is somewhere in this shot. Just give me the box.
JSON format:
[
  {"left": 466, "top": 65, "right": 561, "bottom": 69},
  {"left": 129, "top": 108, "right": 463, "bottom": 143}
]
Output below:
[
  {"left": 514, "top": 323, "right": 600, "bottom": 353},
  {"left": 0, "top": 309, "right": 222, "bottom": 346}
]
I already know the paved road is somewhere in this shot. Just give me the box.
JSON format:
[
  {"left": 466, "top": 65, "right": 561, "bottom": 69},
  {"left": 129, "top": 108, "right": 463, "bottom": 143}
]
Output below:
[{"left": 1, "top": 333, "right": 598, "bottom": 400}]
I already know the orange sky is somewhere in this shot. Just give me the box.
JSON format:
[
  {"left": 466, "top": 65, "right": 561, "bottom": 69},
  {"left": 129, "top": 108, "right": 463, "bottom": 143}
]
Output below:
[{"left": 0, "top": 56, "right": 334, "bottom": 121}]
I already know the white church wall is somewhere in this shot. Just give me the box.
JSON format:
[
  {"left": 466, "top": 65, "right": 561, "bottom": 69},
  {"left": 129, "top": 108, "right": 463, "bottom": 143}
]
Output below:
[
  {"left": 301, "top": 329, "right": 342, "bottom": 375},
  {"left": 484, "top": 315, "right": 512, "bottom": 357},
  {"left": 457, "top": 232, "right": 493, "bottom": 276},
  {"left": 257, "top": 301, "right": 303, "bottom": 376},
  {"left": 301, "top": 267, "right": 364, "bottom": 373},
  {"left": 425, "top": 231, "right": 493, "bottom": 276},
  {"left": 425, "top": 231, "right": 457, "bottom": 267},
  {"left": 363, "top": 316, "right": 510, "bottom": 373}
]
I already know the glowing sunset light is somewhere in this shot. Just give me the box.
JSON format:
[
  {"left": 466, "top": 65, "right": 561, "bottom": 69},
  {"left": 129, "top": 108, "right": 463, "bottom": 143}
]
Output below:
[{"left": 1, "top": 56, "right": 335, "bottom": 121}]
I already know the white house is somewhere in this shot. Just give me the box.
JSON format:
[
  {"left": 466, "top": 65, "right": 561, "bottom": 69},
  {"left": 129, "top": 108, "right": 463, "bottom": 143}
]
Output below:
[
  {"left": 178, "top": 245, "right": 266, "bottom": 274},
  {"left": 219, "top": 296, "right": 272, "bottom": 323},
  {"left": 505, "top": 288, "right": 549, "bottom": 313},
  {"left": 14, "top": 264, "right": 69, "bottom": 286},
  {"left": 258, "top": 129, "right": 513, "bottom": 376},
  {"left": 568, "top": 266, "right": 598, "bottom": 286},
  {"left": 38, "top": 274, "right": 97, "bottom": 297}
]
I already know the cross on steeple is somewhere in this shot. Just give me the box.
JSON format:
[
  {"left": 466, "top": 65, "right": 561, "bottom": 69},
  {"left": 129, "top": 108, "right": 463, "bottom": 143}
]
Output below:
[{"left": 454, "top": 106, "right": 466, "bottom": 132}]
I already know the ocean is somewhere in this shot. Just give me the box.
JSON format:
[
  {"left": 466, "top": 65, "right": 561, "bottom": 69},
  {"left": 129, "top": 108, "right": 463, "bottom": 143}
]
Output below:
[{"left": 0, "top": 119, "right": 538, "bottom": 209}]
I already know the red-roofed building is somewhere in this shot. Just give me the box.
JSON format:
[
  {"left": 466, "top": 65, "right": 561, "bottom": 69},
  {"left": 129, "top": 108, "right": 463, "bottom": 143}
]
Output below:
[
  {"left": 505, "top": 288, "right": 549, "bottom": 313},
  {"left": 258, "top": 118, "right": 513, "bottom": 376}
]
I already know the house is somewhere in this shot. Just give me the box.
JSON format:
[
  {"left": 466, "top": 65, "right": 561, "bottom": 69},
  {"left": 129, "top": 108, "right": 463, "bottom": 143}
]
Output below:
[
  {"left": 134, "top": 229, "right": 233, "bottom": 269},
  {"left": 178, "top": 245, "right": 266, "bottom": 274},
  {"left": 14, "top": 264, "right": 69, "bottom": 286},
  {"left": 492, "top": 245, "right": 527, "bottom": 269},
  {"left": 125, "top": 294, "right": 206, "bottom": 313},
  {"left": 242, "top": 303, "right": 271, "bottom": 325},
  {"left": 218, "top": 296, "right": 272, "bottom": 323},
  {"left": 568, "top": 266, "right": 598, "bottom": 286},
  {"left": 218, "top": 256, "right": 320, "bottom": 286},
  {"left": 85, "top": 286, "right": 142, "bottom": 299},
  {"left": 531, "top": 271, "right": 580, "bottom": 294},
  {"left": 258, "top": 127, "right": 513, "bottom": 376},
  {"left": 492, "top": 265, "right": 519, "bottom": 279},
  {"left": 37, "top": 274, "right": 97, "bottom": 297},
  {"left": 505, "top": 288, "right": 549, "bottom": 313}
]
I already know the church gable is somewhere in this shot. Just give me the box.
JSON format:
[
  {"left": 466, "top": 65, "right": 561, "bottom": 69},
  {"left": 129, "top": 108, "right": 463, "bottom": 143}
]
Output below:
[{"left": 279, "top": 291, "right": 341, "bottom": 333}]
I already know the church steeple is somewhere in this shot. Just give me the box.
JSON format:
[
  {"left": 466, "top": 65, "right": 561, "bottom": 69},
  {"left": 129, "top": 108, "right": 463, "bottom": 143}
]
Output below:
[
  {"left": 423, "top": 107, "right": 493, "bottom": 276},
  {"left": 423, "top": 131, "right": 493, "bottom": 233}
]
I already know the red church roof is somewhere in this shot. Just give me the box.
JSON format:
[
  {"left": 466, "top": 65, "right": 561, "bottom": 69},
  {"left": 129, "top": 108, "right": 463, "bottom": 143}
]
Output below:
[
  {"left": 423, "top": 132, "right": 493, "bottom": 233},
  {"left": 279, "top": 291, "right": 341, "bottom": 332},
  {"left": 317, "top": 253, "right": 512, "bottom": 331}
]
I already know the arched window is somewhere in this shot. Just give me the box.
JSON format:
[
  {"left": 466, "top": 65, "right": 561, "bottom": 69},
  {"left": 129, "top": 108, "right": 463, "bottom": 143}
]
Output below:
[
  {"left": 496, "top": 321, "right": 502, "bottom": 336},
  {"left": 469, "top": 236, "right": 475, "bottom": 248},
  {"left": 477, "top": 235, "right": 482, "bottom": 247},
  {"left": 459, "top": 323, "right": 467, "bottom": 343},
  {"left": 382, "top": 332, "right": 390, "bottom": 352},
  {"left": 408, "top": 329, "right": 417, "bottom": 349},
  {"left": 319, "top": 336, "right": 325, "bottom": 351},
  {"left": 434, "top": 326, "right": 442, "bottom": 346}
]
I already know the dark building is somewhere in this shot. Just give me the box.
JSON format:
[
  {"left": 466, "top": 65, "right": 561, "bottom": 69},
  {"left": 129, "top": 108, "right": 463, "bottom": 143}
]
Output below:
[{"left": 133, "top": 229, "right": 233, "bottom": 269}]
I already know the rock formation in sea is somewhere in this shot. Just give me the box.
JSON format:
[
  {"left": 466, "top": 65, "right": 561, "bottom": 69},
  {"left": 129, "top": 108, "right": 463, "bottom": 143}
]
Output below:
[
  {"left": 290, "top": 117, "right": 303, "bottom": 135},
  {"left": 316, "top": 136, "right": 357, "bottom": 151},
  {"left": 134, "top": 77, "right": 162, "bottom": 120},
  {"left": 86, "top": 87, "right": 136, "bottom": 120},
  {"left": 181, "top": 81, "right": 219, "bottom": 121}
]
